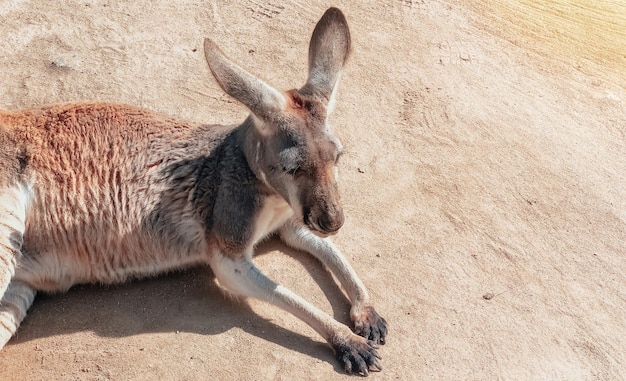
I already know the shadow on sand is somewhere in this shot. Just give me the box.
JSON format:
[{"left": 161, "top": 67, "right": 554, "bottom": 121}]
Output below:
[{"left": 9, "top": 237, "right": 353, "bottom": 374}]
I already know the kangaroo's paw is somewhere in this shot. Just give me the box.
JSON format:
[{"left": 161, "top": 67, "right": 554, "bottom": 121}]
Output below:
[
  {"left": 331, "top": 332, "right": 382, "bottom": 376},
  {"left": 353, "top": 306, "right": 388, "bottom": 346}
]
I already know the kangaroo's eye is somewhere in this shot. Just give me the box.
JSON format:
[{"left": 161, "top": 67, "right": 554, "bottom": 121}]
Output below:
[
  {"left": 280, "top": 162, "right": 304, "bottom": 176},
  {"left": 283, "top": 166, "right": 302, "bottom": 176}
]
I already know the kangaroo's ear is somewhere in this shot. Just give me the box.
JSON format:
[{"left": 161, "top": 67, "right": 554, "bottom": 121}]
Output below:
[
  {"left": 300, "top": 8, "right": 351, "bottom": 108},
  {"left": 204, "top": 38, "right": 286, "bottom": 123}
]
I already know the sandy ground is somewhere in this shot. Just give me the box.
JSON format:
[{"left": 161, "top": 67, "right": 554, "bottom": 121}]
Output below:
[{"left": 1, "top": 0, "right": 625, "bottom": 380}]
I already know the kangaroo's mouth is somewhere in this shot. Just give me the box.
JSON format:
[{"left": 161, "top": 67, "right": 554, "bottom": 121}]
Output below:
[{"left": 308, "top": 225, "right": 333, "bottom": 238}]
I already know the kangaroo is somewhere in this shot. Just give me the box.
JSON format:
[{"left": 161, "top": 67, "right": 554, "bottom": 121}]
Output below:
[{"left": 0, "top": 7, "right": 387, "bottom": 375}]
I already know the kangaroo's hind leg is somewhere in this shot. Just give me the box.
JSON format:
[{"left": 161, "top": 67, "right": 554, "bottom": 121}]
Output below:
[
  {"left": 0, "top": 184, "right": 29, "bottom": 297},
  {"left": 0, "top": 280, "right": 36, "bottom": 347},
  {"left": 0, "top": 184, "right": 33, "bottom": 348}
]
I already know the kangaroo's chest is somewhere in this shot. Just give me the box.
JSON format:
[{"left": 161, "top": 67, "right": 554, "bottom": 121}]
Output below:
[{"left": 248, "top": 195, "right": 293, "bottom": 251}]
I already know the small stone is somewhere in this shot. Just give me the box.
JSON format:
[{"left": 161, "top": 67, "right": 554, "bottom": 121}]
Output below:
[{"left": 51, "top": 58, "right": 69, "bottom": 68}]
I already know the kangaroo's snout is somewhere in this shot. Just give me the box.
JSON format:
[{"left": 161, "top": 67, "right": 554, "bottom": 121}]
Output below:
[
  {"left": 303, "top": 193, "right": 344, "bottom": 236},
  {"left": 317, "top": 207, "right": 344, "bottom": 235}
]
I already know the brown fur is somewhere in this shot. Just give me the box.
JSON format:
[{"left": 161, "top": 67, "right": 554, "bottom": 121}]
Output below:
[{"left": 2, "top": 103, "right": 217, "bottom": 290}]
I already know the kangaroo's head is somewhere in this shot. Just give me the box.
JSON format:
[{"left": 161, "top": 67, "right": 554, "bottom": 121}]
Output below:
[{"left": 204, "top": 8, "right": 351, "bottom": 236}]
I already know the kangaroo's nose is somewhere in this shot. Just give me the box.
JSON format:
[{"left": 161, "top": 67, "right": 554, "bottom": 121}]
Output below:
[{"left": 317, "top": 209, "right": 344, "bottom": 234}]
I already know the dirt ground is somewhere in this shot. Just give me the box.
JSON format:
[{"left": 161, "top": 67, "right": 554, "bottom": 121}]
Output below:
[{"left": 1, "top": 0, "right": 625, "bottom": 380}]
